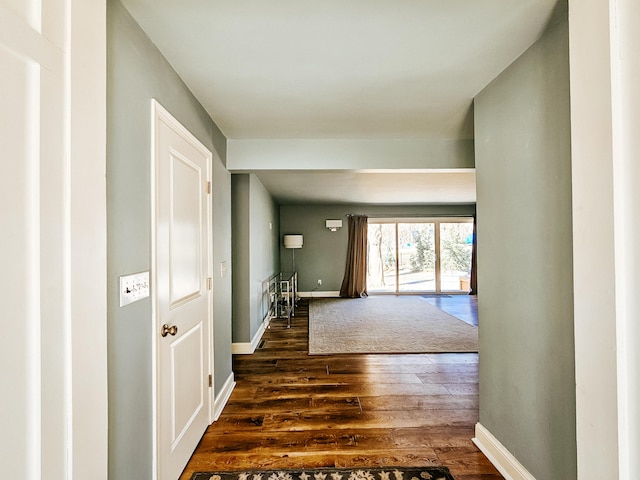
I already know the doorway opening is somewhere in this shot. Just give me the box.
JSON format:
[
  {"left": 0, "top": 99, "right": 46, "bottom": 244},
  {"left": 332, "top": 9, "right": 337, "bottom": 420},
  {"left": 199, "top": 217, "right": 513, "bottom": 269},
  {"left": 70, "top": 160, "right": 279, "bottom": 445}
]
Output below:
[{"left": 367, "top": 218, "right": 474, "bottom": 294}]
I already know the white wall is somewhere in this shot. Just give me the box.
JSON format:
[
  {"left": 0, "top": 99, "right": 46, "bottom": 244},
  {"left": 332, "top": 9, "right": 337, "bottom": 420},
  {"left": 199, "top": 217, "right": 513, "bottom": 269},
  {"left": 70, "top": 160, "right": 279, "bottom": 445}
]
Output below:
[
  {"left": 612, "top": 1, "right": 640, "bottom": 474},
  {"left": 69, "top": 1, "right": 108, "bottom": 477},
  {"left": 569, "top": 0, "right": 640, "bottom": 477}
]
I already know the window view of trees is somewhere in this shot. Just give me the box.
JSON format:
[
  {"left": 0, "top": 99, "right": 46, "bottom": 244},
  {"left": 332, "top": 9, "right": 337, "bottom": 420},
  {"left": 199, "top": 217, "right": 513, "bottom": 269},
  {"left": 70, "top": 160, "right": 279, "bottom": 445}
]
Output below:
[
  {"left": 367, "top": 220, "right": 473, "bottom": 293},
  {"left": 409, "top": 225, "right": 435, "bottom": 272},
  {"left": 367, "top": 223, "right": 396, "bottom": 290},
  {"left": 440, "top": 223, "right": 473, "bottom": 275}
]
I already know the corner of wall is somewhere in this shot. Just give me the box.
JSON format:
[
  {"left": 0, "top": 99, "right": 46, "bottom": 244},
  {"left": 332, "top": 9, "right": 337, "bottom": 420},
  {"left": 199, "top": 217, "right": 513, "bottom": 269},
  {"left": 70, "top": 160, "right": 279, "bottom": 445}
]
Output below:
[{"left": 473, "top": 424, "right": 537, "bottom": 480}]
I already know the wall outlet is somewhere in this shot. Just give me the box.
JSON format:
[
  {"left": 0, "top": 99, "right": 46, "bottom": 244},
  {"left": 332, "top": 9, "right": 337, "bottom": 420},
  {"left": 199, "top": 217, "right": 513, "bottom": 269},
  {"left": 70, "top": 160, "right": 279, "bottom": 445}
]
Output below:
[
  {"left": 317, "top": 279, "right": 322, "bottom": 286},
  {"left": 119, "top": 271, "right": 150, "bottom": 307}
]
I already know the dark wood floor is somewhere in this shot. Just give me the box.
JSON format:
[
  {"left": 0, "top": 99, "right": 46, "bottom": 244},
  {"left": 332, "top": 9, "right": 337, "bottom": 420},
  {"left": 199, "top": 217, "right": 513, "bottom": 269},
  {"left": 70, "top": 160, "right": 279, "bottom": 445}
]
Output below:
[{"left": 181, "top": 298, "right": 502, "bottom": 480}]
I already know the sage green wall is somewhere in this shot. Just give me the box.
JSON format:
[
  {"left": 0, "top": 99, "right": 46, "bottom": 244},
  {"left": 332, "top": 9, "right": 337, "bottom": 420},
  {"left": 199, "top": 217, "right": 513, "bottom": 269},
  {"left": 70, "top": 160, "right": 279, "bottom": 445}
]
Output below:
[
  {"left": 231, "top": 174, "right": 280, "bottom": 343},
  {"left": 107, "top": 1, "right": 232, "bottom": 478},
  {"left": 250, "top": 176, "right": 281, "bottom": 335},
  {"left": 280, "top": 204, "right": 475, "bottom": 292},
  {"left": 227, "top": 138, "right": 475, "bottom": 170},
  {"left": 231, "top": 175, "right": 250, "bottom": 342},
  {"left": 475, "top": 12, "right": 576, "bottom": 480}
]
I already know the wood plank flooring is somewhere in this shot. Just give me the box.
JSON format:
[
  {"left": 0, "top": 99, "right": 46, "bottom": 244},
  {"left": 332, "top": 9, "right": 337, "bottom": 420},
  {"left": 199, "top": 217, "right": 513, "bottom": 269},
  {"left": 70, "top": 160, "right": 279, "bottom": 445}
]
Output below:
[{"left": 180, "top": 299, "right": 502, "bottom": 480}]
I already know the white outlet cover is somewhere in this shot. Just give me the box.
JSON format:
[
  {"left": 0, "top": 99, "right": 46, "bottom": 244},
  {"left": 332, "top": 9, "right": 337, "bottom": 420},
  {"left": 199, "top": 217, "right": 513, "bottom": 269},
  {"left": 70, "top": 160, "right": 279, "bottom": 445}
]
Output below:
[{"left": 119, "top": 271, "right": 150, "bottom": 307}]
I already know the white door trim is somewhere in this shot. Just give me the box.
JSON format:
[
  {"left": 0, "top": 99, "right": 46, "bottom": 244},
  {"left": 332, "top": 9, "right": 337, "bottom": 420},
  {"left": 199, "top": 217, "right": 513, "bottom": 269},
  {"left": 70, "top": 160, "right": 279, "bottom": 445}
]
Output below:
[
  {"left": 150, "top": 99, "right": 214, "bottom": 480},
  {"left": 2, "top": 1, "right": 107, "bottom": 478}
]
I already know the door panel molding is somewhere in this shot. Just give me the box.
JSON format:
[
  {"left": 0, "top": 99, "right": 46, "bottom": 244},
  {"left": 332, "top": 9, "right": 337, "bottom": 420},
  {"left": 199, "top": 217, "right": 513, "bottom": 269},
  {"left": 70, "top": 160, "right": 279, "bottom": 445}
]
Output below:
[
  {"left": 168, "top": 148, "right": 204, "bottom": 307},
  {"left": 170, "top": 322, "right": 204, "bottom": 450}
]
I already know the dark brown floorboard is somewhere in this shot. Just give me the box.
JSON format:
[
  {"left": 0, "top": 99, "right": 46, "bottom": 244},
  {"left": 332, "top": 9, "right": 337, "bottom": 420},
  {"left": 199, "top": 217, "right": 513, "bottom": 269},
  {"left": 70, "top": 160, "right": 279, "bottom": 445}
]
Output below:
[{"left": 180, "top": 299, "right": 502, "bottom": 480}]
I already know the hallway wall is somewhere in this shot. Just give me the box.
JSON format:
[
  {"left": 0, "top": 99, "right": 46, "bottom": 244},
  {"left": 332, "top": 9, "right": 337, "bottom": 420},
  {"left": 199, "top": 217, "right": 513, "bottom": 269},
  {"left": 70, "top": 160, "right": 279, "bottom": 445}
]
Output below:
[
  {"left": 107, "top": 1, "right": 232, "bottom": 478},
  {"left": 232, "top": 174, "right": 280, "bottom": 344},
  {"left": 475, "top": 8, "right": 576, "bottom": 479}
]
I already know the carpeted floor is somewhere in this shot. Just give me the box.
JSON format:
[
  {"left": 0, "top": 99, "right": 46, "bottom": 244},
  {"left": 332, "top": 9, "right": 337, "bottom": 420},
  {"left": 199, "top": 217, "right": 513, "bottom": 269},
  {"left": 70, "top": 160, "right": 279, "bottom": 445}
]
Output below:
[
  {"left": 309, "top": 296, "right": 478, "bottom": 355},
  {"left": 191, "top": 466, "right": 455, "bottom": 480}
]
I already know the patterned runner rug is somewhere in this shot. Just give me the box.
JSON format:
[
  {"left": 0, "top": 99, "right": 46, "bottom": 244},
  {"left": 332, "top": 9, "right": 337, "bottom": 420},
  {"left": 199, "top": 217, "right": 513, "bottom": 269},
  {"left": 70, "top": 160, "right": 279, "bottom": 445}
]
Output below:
[
  {"left": 309, "top": 296, "right": 478, "bottom": 354},
  {"left": 191, "top": 467, "right": 455, "bottom": 480}
]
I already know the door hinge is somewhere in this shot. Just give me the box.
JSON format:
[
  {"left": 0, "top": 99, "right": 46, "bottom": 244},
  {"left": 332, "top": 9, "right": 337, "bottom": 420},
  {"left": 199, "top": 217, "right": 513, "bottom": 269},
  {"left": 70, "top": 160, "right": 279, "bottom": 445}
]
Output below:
[
  {"left": 208, "top": 374, "right": 212, "bottom": 387},
  {"left": 207, "top": 277, "right": 212, "bottom": 290},
  {"left": 206, "top": 181, "right": 211, "bottom": 194}
]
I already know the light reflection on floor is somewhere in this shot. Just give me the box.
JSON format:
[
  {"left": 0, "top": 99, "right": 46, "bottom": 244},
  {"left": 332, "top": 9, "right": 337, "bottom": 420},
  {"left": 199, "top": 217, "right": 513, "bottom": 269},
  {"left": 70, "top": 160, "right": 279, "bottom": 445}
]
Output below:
[{"left": 420, "top": 294, "right": 478, "bottom": 327}]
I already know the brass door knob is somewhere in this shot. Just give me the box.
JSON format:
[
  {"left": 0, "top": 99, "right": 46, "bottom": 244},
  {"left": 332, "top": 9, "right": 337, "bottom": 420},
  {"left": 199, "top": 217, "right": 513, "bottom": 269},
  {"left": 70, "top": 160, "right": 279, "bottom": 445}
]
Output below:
[{"left": 161, "top": 324, "right": 178, "bottom": 337}]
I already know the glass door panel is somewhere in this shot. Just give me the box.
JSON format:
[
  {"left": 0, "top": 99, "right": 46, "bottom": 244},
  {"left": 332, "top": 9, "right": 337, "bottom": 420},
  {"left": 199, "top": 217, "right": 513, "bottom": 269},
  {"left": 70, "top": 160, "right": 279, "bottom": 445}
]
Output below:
[
  {"left": 367, "top": 223, "right": 396, "bottom": 293},
  {"left": 367, "top": 219, "right": 473, "bottom": 294},
  {"left": 398, "top": 223, "right": 435, "bottom": 292},
  {"left": 439, "top": 222, "right": 474, "bottom": 292}
]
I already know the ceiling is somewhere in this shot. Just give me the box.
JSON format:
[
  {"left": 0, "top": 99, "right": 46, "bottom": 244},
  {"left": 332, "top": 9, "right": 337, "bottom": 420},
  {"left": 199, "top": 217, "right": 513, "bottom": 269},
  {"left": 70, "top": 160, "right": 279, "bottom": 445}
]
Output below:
[
  {"left": 120, "top": 0, "right": 561, "bottom": 204},
  {"left": 255, "top": 170, "right": 476, "bottom": 205}
]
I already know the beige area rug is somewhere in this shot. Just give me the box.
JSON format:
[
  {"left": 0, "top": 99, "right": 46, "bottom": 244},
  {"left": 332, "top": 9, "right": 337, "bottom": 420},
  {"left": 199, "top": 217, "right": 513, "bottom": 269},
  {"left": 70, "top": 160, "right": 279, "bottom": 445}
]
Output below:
[{"left": 309, "top": 296, "right": 478, "bottom": 355}]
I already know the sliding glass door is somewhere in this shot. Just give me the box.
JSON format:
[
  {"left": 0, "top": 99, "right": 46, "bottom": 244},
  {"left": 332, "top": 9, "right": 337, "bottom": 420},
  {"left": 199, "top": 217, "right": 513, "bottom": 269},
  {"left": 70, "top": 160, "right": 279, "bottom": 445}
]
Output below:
[
  {"left": 439, "top": 222, "right": 474, "bottom": 291},
  {"left": 367, "top": 223, "right": 396, "bottom": 292},
  {"left": 367, "top": 218, "right": 473, "bottom": 294},
  {"left": 397, "top": 223, "right": 435, "bottom": 292}
]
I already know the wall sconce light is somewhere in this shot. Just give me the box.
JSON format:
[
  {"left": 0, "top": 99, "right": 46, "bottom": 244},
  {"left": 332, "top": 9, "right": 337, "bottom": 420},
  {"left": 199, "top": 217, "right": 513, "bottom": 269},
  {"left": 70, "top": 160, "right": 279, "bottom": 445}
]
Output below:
[{"left": 325, "top": 219, "right": 343, "bottom": 232}]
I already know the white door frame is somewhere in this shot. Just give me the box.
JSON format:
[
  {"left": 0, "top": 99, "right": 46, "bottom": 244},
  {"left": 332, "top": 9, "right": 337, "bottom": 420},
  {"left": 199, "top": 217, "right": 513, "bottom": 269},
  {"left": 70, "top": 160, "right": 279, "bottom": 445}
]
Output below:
[
  {"left": 1, "top": 1, "right": 108, "bottom": 478},
  {"left": 150, "top": 99, "right": 214, "bottom": 479}
]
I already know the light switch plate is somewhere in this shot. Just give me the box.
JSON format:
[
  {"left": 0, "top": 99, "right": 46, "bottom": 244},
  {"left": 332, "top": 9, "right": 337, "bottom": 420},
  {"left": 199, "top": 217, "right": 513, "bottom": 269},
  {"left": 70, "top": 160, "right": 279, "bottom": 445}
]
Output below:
[{"left": 119, "top": 271, "right": 150, "bottom": 307}]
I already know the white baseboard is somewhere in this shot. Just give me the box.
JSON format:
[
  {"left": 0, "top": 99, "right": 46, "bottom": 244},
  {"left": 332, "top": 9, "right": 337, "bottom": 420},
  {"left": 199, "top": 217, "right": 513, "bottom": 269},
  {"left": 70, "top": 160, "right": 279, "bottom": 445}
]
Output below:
[
  {"left": 298, "top": 291, "right": 340, "bottom": 298},
  {"left": 473, "top": 423, "right": 536, "bottom": 480},
  {"left": 212, "top": 372, "right": 235, "bottom": 421},
  {"left": 232, "top": 316, "right": 270, "bottom": 354}
]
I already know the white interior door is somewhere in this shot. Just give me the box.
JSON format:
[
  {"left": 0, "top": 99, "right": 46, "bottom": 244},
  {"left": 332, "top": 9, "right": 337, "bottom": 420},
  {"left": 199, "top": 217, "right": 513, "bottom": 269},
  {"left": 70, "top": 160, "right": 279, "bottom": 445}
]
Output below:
[{"left": 153, "top": 101, "right": 212, "bottom": 480}]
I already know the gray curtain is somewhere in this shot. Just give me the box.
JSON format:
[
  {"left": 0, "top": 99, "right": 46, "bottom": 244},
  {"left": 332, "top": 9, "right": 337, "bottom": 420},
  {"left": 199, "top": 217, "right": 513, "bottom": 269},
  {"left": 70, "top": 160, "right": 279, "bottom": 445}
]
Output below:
[{"left": 339, "top": 215, "right": 368, "bottom": 298}]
